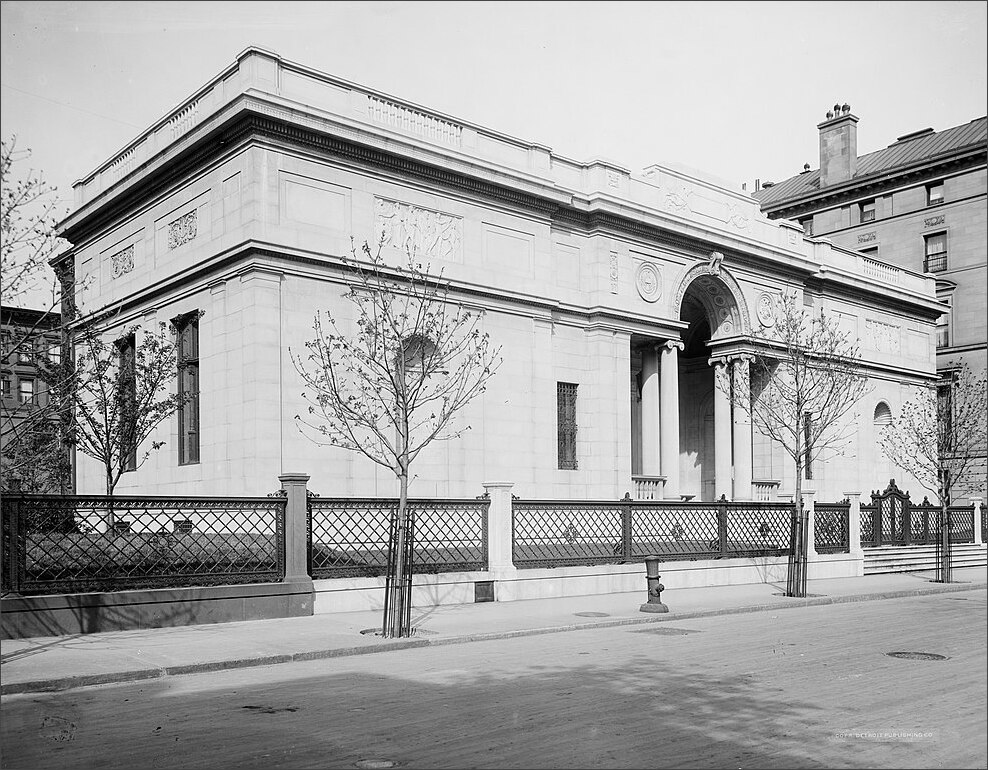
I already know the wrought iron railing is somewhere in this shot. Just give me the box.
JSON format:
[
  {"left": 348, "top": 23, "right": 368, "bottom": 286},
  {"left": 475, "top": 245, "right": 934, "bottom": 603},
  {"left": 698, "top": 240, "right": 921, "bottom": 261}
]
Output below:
[
  {"left": 511, "top": 499, "right": 795, "bottom": 569},
  {"left": 814, "top": 501, "right": 850, "bottom": 553},
  {"left": 2, "top": 495, "right": 286, "bottom": 595},
  {"left": 859, "top": 482, "right": 976, "bottom": 547},
  {"left": 308, "top": 498, "right": 488, "bottom": 578}
]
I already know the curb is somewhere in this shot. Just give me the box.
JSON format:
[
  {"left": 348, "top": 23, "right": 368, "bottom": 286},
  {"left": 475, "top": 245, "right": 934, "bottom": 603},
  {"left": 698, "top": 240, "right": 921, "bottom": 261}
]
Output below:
[{"left": 3, "top": 581, "right": 984, "bottom": 696}]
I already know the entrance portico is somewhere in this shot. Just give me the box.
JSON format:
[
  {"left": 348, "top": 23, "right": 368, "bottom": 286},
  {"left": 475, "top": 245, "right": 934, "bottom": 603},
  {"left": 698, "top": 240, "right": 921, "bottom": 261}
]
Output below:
[{"left": 632, "top": 261, "right": 756, "bottom": 501}]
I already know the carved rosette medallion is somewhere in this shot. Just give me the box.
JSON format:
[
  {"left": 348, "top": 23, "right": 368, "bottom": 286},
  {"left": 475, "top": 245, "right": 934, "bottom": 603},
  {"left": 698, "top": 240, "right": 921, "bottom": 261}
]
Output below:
[
  {"left": 635, "top": 262, "right": 661, "bottom": 303},
  {"left": 756, "top": 292, "right": 777, "bottom": 327},
  {"left": 110, "top": 245, "right": 134, "bottom": 279},
  {"left": 168, "top": 210, "right": 198, "bottom": 250},
  {"left": 376, "top": 198, "right": 461, "bottom": 262}
]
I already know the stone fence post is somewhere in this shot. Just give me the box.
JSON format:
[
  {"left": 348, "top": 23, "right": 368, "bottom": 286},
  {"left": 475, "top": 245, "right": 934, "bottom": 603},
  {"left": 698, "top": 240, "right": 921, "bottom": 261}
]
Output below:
[
  {"left": 483, "top": 481, "right": 517, "bottom": 580},
  {"left": 802, "top": 489, "right": 817, "bottom": 559},
  {"left": 279, "top": 473, "right": 313, "bottom": 585},
  {"left": 972, "top": 497, "right": 984, "bottom": 546},
  {"left": 844, "top": 492, "right": 865, "bottom": 576}
]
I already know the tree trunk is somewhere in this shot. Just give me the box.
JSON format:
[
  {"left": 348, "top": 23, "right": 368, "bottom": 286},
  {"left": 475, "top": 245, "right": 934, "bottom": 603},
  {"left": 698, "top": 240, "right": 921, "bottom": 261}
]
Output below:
[
  {"left": 382, "top": 463, "right": 413, "bottom": 637},
  {"left": 787, "top": 461, "right": 807, "bottom": 597}
]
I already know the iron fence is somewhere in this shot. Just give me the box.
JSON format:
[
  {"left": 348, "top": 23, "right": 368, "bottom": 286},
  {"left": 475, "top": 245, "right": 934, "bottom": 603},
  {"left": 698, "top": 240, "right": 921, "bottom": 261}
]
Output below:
[
  {"left": 511, "top": 499, "right": 795, "bottom": 569},
  {"left": 308, "top": 498, "right": 488, "bottom": 578},
  {"left": 815, "top": 501, "right": 851, "bottom": 554},
  {"left": 859, "top": 483, "right": 976, "bottom": 547},
  {"left": 2, "top": 495, "right": 286, "bottom": 595}
]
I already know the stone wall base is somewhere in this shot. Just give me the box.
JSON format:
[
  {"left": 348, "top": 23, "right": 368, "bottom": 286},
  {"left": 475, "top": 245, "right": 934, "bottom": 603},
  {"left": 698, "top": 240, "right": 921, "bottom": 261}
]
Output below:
[{"left": 1, "top": 578, "right": 314, "bottom": 639}]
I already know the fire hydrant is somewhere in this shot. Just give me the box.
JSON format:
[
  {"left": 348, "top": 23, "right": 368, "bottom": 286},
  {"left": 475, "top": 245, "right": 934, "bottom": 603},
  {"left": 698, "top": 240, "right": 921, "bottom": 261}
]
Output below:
[{"left": 639, "top": 555, "right": 669, "bottom": 613}]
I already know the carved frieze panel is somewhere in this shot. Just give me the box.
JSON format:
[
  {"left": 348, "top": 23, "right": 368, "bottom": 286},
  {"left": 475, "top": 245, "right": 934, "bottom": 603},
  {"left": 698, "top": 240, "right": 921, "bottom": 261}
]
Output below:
[
  {"left": 865, "top": 319, "right": 901, "bottom": 354},
  {"left": 168, "top": 210, "right": 198, "bottom": 250},
  {"left": 376, "top": 198, "right": 461, "bottom": 262},
  {"left": 924, "top": 215, "right": 945, "bottom": 228},
  {"left": 110, "top": 245, "right": 134, "bottom": 279},
  {"left": 609, "top": 252, "right": 619, "bottom": 294},
  {"left": 858, "top": 231, "right": 877, "bottom": 244}
]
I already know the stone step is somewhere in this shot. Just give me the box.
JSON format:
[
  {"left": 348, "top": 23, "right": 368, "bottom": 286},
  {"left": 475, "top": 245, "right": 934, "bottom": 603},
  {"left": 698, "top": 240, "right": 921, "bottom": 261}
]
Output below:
[{"left": 863, "top": 543, "right": 986, "bottom": 574}]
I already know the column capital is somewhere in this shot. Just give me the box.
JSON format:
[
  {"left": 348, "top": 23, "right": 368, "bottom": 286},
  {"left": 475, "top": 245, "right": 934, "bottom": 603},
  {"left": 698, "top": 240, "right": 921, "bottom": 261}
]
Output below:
[
  {"left": 728, "top": 353, "right": 755, "bottom": 365},
  {"left": 708, "top": 355, "right": 729, "bottom": 368},
  {"left": 662, "top": 339, "right": 684, "bottom": 352}
]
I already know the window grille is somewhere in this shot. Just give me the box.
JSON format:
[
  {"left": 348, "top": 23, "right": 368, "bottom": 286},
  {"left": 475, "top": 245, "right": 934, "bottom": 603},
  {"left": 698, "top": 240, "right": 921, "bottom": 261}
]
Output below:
[
  {"left": 116, "top": 334, "right": 137, "bottom": 471},
  {"left": 924, "top": 233, "right": 947, "bottom": 273},
  {"left": 175, "top": 312, "right": 200, "bottom": 465},
  {"left": 557, "top": 382, "right": 578, "bottom": 470}
]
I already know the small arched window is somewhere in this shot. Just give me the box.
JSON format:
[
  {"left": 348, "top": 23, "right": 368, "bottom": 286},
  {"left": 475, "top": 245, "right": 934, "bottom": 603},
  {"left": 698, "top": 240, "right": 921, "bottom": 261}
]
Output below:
[{"left": 873, "top": 402, "right": 892, "bottom": 427}]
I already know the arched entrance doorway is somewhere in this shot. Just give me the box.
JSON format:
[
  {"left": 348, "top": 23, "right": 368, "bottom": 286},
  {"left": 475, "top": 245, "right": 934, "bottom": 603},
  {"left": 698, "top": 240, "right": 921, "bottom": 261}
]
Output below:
[{"left": 676, "top": 262, "right": 751, "bottom": 501}]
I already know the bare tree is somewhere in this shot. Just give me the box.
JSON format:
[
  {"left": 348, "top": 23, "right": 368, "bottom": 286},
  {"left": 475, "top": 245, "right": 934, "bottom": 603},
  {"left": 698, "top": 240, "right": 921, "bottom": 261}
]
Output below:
[
  {"left": 880, "top": 362, "right": 987, "bottom": 506},
  {"left": 720, "top": 291, "right": 871, "bottom": 597},
  {"left": 1, "top": 135, "right": 64, "bottom": 318},
  {"left": 293, "top": 239, "right": 502, "bottom": 637},
  {"left": 44, "top": 318, "right": 194, "bottom": 506}
]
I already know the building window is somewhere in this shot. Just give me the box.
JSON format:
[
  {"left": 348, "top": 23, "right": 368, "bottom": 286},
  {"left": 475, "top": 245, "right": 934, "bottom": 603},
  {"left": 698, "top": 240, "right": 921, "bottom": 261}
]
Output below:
[
  {"left": 47, "top": 340, "right": 61, "bottom": 365},
  {"left": 557, "top": 382, "right": 578, "bottom": 470},
  {"left": 1, "top": 377, "right": 11, "bottom": 399},
  {"left": 926, "top": 181, "right": 944, "bottom": 206},
  {"left": 936, "top": 295, "right": 951, "bottom": 349},
  {"left": 859, "top": 200, "right": 876, "bottom": 223},
  {"left": 803, "top": 412, "right": 813, "bottom": 480},
  {"left": 937, "top": 376, "right": 954, "bottom": 440},
  {"left": 174, "top": 312, "right": 200, "bottom": 465},
  {"left": 924, "top": 232, "right": 947, "bottom": 273},
  {"left": 18, "top": 378, "right": 35, "bottom": 404},
  {"left": 116, "top": 334, "right": 137, "bottom": 472}
]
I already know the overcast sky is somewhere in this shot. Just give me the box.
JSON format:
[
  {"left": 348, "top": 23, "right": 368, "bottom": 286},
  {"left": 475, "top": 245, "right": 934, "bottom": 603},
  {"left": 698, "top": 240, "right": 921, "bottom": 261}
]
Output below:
[{"left": 2, "top": 1, "right": 986, "bottom": 233}]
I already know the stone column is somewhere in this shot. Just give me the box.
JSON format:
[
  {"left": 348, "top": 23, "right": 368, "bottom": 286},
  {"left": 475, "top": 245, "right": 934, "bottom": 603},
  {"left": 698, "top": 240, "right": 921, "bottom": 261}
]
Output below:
[
  {"left": 641, "top": 346, "right": 661, "bottom": 477},
  {"left": 483, "top": 481, "right": 517, "bottom": 577},
  {"left": 971, "top": 497, "right": 983, "bottom": 545},
  {"left": 731, "top": 356, "right": 753, "bottom": 501},
  {"left": 711, "top": 358, "right": 732, "bottom": 500},
  {"left": 660, "top": 340, "right": 683, "bottom": 499}
]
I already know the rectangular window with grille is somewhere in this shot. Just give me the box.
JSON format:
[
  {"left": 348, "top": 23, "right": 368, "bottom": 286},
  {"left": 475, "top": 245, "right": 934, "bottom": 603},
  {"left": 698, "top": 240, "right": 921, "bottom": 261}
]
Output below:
[
  {"left": 803, "top": 412, "right": 813, "bottom": 480},
  {"left": 116, "top": 334, "right": 137, "bottom": 471},
  {"left": 174, "top": 312, "right": 200, "bottom": 465},
  {"left": 924, "top": 232, "right": 947, "bottom": 273},
  {"left": 557, "top": 382, "right": 578, "bottom": 470}
]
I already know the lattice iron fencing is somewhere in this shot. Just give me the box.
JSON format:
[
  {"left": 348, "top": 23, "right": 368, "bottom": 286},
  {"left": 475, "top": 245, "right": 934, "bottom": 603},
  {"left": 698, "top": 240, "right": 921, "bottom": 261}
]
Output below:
[
  {"left": 859, "top": 480, "right": 976, "bottom": 548},
  {"left": 814, "top": 500, "right": 850, "bottom": 553},
  {"left": 512, "top": 498, "right": 794, "bottom": 569},
  {"left": 308, "top": 498, "right": 488, "bottom": 578},
  {"left": 2, "top": 495, "right": 286, "bottom": 595}
]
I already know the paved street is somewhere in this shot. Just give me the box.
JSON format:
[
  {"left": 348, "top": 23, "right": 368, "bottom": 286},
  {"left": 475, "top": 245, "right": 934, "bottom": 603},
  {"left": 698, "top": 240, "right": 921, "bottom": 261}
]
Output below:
[{"left": 2, "top": 590, "right": 985, "bottom": 770}]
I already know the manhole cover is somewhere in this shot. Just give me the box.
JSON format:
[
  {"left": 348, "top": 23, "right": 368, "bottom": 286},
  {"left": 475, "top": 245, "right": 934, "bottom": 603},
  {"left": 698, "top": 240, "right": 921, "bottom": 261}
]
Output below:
[
  {"left": 354, "top": 760, "right": 398, "bottom": 769},
  {"left": 885, "top": 651, "right": 949, "bottom": 661},
  {"left": 574, "top": 612, "right": 610, "bottom": 618}
]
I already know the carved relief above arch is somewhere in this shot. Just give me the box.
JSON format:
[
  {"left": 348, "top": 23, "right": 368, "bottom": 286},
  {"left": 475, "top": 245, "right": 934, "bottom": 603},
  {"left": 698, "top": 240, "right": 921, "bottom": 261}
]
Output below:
[{"left": 672, "top": 261, "right": 752, "bottom": 339}]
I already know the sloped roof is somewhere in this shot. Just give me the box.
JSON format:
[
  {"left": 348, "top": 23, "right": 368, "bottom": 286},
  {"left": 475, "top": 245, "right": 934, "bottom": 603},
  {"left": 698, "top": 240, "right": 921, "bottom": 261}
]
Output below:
[{"left": 754, "top": 116, "right": 987, "bottom": 209}]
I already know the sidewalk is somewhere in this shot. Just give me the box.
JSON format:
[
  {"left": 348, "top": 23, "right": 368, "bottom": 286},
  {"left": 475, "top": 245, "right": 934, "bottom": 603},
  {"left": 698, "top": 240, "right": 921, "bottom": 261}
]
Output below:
[{"left": 2, "top": 566, "right": 985, "bottom": 696}]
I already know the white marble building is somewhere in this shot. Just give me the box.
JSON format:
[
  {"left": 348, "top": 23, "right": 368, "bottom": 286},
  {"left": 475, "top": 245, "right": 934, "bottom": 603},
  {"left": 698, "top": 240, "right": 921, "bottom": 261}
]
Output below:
[{"left": 54, "top": 48, "right": 943, "bottom": 503}]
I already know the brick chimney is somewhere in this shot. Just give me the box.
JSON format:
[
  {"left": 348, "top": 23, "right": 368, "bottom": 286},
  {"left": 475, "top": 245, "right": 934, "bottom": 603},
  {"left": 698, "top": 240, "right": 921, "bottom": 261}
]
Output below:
[{"left": 818, "top": 103, "right": 858, "bottom": 187}]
